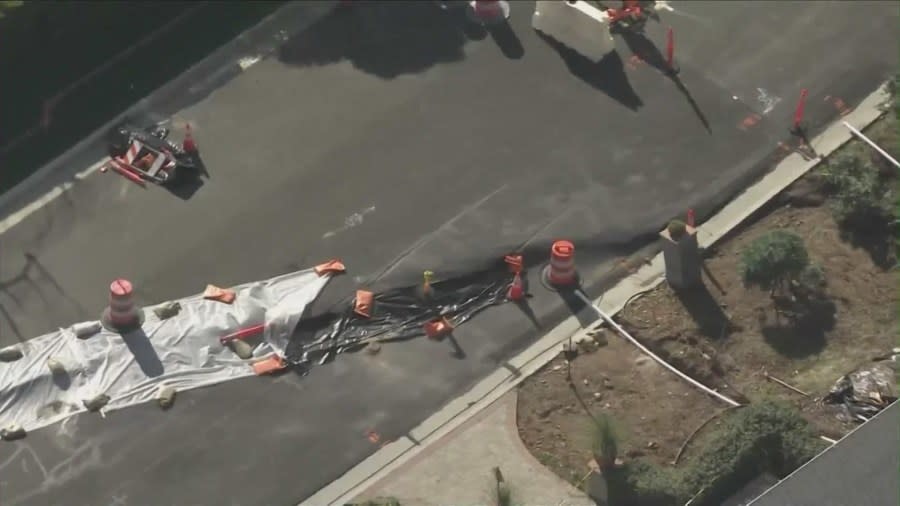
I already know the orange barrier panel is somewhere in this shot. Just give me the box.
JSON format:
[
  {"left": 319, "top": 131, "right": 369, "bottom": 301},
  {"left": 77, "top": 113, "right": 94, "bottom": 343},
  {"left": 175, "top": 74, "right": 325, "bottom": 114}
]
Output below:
[
  {"left": 354, "top": 290, "right": 374, "bottom": 318},
  {"left": 204, "top": 284, "right": 236, "bottom": 304},
  {"left": 253, "top": 355, "right": 287, "bottom": 376},
  {"left": 504, "top": 254, "right": 523, "bottom": 274},
  {"left": 314, "top": 259, "right": 346, "bottom": 276},
  {"left": 424, "top": 317, "right": 454, "bottom": 340}
]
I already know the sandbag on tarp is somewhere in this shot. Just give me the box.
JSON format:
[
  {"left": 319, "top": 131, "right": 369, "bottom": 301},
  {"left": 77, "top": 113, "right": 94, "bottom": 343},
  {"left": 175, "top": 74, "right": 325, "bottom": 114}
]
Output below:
[
  {"left": 0, "top": 268, "right": 332, "bottom": 433},
  {"left": 285, "top": 269, "right": 514, "bottom": 364}
]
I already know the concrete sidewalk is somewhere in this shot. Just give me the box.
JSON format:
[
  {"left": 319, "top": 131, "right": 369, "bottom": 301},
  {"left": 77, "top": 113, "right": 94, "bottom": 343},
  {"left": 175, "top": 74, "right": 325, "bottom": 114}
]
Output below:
[{"left": 351, "top": 390, "right": 594, "bottom": 506}]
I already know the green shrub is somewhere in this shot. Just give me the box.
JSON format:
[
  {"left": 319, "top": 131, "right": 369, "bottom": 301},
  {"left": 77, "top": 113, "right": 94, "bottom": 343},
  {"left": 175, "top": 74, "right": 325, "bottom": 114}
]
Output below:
[
  {"left": 605, "top": 460, "right": 686, "bottom": 506},
  {"left": 819, "top": 144, "right": 870, "bottom": 192},
  {"left": 795, "top": 263, "right": 827, "bottom": 299},
  {"left": 683, "top": 401, "right": 826, "bottom": 506},
  {"left": 819, "top": 139, "right": 894, "bottom": 228},
  {"left": 667, "top": 219, "right": 687, "bottom": 241},
  {"left": 741, "top": 231, "right": 810, "bottom": 296},
  {"left": 602, "top": 401, "right": 825, "bottom": 506},
  {"left": 830, "top": 167, "right": 890, "bottom": 227},
  {"left": 591, "top": 414, "right": 619, "bottom": 465}
]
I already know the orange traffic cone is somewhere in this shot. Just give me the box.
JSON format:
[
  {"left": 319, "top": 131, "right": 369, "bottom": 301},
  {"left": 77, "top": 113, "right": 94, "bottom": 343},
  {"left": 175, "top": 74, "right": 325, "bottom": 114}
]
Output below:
[
  {"left": 182, "top": 124, "right": 197, "bottom": 153},
  {"left": 507, "top": 272, "right": 525, "bottom": 301}
]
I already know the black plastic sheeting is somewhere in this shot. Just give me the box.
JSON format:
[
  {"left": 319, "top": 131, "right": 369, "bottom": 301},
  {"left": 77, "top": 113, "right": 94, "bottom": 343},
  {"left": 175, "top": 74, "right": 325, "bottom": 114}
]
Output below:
[{"left": 284, "top": 269, "right": 516, "bottom": 365}]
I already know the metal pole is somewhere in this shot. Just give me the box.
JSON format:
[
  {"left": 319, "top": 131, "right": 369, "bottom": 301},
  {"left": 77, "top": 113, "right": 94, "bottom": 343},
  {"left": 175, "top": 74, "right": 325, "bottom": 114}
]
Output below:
[{"left": 843, "top": 120, "right": 900, "bottom": 169}]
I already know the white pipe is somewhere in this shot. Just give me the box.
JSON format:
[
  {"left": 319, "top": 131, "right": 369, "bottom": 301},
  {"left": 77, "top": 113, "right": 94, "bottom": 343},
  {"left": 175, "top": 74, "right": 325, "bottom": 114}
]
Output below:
[
  {"left": 843, "top": 121, "right": 900, "bottom": 169},
  {"left": 575, "top": 290, "right": 742, "bottom": 407},
  {"left": 820, "top": 435, "right": 838, "bottom": 445}
]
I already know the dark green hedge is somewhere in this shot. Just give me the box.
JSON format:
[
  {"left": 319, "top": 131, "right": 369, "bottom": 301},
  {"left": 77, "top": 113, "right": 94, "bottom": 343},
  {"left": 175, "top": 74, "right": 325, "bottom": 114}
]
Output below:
[{"left": 604, "top": 400, "right": 827, "bottom": 506}]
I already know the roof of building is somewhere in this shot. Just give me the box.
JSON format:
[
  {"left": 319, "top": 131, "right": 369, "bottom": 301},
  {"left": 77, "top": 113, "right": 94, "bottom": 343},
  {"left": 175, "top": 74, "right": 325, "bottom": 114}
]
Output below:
[{"left": 748, "top": 401, "right": 899, "bottom": 506}]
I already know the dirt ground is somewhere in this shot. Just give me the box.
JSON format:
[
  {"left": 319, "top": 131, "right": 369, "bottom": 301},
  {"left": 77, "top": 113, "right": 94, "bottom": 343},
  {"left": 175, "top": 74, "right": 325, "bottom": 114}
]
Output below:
[{"left": 517, "top": 114, "right": 899, "bottom": 487}]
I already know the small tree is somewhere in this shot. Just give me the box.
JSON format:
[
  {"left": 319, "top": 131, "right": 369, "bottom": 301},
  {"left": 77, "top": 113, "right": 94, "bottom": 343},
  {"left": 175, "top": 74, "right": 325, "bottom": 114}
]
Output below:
[
  {"left": 667, "top": 219, "right": 688, "bottom": 241},
  {"left": 591, "top": 414, "right": 618, "bottom": 470},
  {"left": 741, "top": 231, "right": 809, "bottom": 297}
]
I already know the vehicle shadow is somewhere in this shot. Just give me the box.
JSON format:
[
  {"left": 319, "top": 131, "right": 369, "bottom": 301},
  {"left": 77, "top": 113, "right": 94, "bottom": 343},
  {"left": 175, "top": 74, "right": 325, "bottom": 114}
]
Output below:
[
  {"left": 537, "top": 33, "right": 643, "bottom": 111},
  {"left": 277, "top": 1, "right": 476, "bottom": 79}
]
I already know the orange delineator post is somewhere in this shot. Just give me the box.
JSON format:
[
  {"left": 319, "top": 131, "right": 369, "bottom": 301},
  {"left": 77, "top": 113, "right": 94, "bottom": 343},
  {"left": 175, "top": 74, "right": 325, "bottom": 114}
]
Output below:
[
  {"left": 182, "top": 124, "right": 197, "bottom": 153},
  {"left": 507, "top": 272, "right": 525, "bottom": 301},
  {"left": 504, "top": 254, "right": 523, "bottom": 274},
  {"left": 792, "top": 88, "right": 809, "bottom": 133}
]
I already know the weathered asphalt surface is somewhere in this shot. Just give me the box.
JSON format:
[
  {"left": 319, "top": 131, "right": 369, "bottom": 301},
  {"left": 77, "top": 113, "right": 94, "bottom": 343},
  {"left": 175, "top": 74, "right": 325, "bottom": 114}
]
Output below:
[{"left": 0, "top": 2, "right": 896, "bottom": 505}]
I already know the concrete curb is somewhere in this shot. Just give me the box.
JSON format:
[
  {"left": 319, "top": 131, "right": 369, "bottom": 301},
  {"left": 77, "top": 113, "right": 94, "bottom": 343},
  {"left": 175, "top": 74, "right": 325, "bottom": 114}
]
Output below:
[
  {"left": 0, "top": 0, "right": 339, "bottom": 221},
  {"left": 303, "top": 82, "right": 890, "bottom": 506}
]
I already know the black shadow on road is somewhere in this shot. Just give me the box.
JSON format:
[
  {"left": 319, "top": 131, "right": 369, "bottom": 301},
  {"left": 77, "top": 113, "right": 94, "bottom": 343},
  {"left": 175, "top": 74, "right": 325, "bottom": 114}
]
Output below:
[
  {"left": 277, "top": 1, "right": 474, "bottom": 79},
  {"left": 512, "top": 272, "right": 541, "bottom": 330},
  {"left": 1, "top": 253, "right": 90, "bottom": 342},
  {"left": 620, "top": 31, "right": 711, "bottom": 133},
  {"left": 121, "top": 329, "right": 165, "bottom": 378},
  {"left": 536, "top": 33, "right": 643, "bottom": 111},
  {"left": 488, "top": 21, "right": 524, "bottom": 60},
  {"left": 558, "top": 287, "right": 599, "bottom": 329},
  {"left": 762, "top": 295, "right": 836, "bottom": 358},
  {"left": 165, "top": 172, "right": 205, "bottom": 200},
  {"left": 25, "top": 253, "right": 90, "bottom": 319},
  {"left": 163, "top": 152, "right": 209, "bottom": 200},
  {"left": 445, "top": 332, "right": 466, "bottom": 359},
  {"left": 673, "top": 282, "right": 730, "bottom": 339}
]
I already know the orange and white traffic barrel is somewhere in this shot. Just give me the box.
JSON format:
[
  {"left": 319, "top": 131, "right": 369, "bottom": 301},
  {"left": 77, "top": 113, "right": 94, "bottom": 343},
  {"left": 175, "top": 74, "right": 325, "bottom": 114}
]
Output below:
[
  {"left": 101, "top": 278, "right": 145, "bottom": 332},
  {"left": 467, "top": 0, "right": 510, "bottom": 25},
  {"left": 542, "top": 240, "right": 579, "bottom": 289}
]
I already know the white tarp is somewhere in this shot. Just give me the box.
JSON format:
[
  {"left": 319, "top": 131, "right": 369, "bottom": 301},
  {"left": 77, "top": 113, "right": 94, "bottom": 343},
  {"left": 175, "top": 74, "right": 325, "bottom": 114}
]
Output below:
[
  {"left": 0, "top": 268, "right": 331, "bottom": 433},
  {"left": 532, "top": 0, "right": 616, "bottom": 62}
]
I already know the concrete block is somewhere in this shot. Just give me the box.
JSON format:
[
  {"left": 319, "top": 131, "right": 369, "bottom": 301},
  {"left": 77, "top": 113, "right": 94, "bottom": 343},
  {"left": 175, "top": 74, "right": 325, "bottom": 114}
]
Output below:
[{"left": 661, "top": 225, "right": 702, "bottom": 289}]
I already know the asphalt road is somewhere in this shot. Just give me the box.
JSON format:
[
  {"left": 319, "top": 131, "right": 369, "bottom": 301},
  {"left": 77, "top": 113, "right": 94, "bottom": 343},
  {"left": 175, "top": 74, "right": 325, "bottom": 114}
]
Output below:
[{"left": 0, "top": 2, "right": 896, "bottom": 505}]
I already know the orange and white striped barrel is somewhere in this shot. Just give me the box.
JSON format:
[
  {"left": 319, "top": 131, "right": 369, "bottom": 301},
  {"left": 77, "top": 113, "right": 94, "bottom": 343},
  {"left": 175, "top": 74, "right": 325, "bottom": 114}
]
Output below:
[
  {"left": 108, "top": 279, "right": 138, "bottom": 328},
  {"left": 467, "top": 0, "right": 510, "bottom": 25},
  {"left": 546, "top": 240, "right": 577, "bottom": 287}
]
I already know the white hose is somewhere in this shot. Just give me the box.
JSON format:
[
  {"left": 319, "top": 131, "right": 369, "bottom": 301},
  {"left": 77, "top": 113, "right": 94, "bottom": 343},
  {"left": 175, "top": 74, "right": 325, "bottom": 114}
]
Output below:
[
  {"left": 843, "top": 120, "right": 900, "bottom": 169},
  {"left": 575, "top": 290, "right": 742, "bottom": 407}
]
